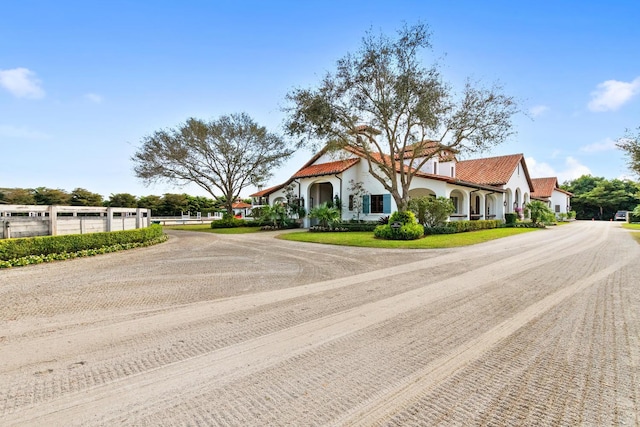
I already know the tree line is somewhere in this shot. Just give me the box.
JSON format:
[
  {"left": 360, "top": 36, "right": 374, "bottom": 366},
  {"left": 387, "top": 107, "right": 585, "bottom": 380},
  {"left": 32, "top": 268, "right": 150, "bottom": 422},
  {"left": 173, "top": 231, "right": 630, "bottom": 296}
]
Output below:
[
  {"left": 0, "top": 187, "right": 238, "bottom": 217},
  {"left": 561, "top": 176, "right": 640, "bottom": 220}
]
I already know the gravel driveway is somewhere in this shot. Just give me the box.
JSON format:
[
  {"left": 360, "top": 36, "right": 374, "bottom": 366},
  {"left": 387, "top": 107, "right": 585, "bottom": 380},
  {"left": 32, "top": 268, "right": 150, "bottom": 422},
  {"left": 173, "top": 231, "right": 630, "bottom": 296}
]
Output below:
[{"left": 1, "top": 221, "right": 639, "bottom": 426}]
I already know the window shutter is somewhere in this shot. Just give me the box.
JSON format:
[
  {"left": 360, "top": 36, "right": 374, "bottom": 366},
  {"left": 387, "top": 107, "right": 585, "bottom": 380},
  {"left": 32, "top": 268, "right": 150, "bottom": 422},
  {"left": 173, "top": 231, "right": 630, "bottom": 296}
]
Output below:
[
  {"left": 363, "top": 195, "right": 370, "bottom": 214},
  {"left": 383, "top": 194, "right": 391, "bottom": 214}
]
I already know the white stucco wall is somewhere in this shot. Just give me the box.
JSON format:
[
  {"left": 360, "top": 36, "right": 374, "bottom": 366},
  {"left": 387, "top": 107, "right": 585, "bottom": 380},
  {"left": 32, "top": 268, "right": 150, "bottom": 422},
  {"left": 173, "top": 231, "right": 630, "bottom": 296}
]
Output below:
[
  {"left": 550, "top": 190, "right": 571, "bottom": 215},
  {"left": 504, "top": 160, "right": 532, "bottom": 212}
]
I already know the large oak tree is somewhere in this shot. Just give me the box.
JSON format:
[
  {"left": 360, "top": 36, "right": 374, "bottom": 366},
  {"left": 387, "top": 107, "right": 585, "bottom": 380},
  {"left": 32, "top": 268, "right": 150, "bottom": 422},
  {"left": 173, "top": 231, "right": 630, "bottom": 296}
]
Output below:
[
  {"left": 285, "top": 23, "right": 519, "bottom": 211},
  {"left": 132, "top": 113, "right": 293, "bottom": 215}
]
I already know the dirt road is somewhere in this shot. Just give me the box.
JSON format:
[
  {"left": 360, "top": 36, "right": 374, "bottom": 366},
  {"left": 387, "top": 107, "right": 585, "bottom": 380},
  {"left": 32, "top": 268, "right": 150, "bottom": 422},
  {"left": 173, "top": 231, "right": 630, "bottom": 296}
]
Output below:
[{"left": 1, "top": 221, "right": 638, "bottom": 426}]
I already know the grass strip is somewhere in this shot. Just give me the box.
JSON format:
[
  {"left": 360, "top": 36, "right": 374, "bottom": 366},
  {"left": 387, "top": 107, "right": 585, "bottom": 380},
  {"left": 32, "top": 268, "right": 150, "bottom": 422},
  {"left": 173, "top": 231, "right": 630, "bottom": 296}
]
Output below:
[{"left": 277, "top": 228, "right": 537, "bottom": 249}]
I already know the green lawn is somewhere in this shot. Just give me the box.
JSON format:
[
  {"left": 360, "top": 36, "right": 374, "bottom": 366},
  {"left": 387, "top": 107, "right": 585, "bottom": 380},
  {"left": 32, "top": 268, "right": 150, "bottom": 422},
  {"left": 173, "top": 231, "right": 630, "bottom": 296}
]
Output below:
[
  {"left": 622, "top": 223, "right": 640, "bottom": 244},
  {"left": 277, "top": 228, "right": 538, "bottom": 249},
  {"left": 163, "top": 224, "right": 262, "bottom": 234},
  {"left": 622, "top": 223, "right": 640, "bottom": 231}
]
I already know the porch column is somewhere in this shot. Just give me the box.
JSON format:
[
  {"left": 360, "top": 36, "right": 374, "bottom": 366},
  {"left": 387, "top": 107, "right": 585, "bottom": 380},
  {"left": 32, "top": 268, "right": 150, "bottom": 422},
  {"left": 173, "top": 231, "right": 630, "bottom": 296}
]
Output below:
[{"left": 479, "top": 194, "right": 486, "bottom": 220}]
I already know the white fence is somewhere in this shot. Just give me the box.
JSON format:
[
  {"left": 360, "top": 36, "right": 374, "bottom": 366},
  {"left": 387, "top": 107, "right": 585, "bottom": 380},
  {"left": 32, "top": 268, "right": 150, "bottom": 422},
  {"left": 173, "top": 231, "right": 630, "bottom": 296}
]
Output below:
[{"left": 0, "top": 205, "right": 151, "bottom": 239}]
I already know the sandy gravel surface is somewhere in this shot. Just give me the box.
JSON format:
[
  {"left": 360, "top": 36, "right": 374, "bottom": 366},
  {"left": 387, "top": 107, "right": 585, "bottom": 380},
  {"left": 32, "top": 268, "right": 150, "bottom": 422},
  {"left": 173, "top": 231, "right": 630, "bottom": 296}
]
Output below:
[{"left": 0, "top": 221, "right": 638, "bottom": 426}]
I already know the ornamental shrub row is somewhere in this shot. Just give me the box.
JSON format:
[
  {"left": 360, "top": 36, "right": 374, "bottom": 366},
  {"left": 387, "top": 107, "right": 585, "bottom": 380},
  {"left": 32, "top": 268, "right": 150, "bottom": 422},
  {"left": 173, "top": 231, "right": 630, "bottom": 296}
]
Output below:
[
  {"left": 423, "top": 219, "right": 503, "bottom": 235},
  {"left": 0, "top": 224, "right": 164, "bottom": 261}
]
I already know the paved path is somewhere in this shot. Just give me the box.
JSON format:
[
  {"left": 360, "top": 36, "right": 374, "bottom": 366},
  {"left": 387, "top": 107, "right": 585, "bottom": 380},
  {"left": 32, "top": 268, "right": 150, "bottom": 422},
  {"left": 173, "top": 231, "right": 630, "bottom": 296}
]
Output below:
[{"left": 0, "top": 221, "right": 638, "bottom": 426}]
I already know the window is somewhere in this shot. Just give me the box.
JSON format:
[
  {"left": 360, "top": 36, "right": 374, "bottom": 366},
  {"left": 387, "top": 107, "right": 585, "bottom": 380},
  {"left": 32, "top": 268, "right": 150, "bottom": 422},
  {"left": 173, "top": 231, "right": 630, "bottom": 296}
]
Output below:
[
  {"left": 371, "top": 195, "right": 384, "bottom": 213},
  {"left": 555, "top": 204, "right": 560, "bottom": 213},
  {"left": 362, "top": 194, "right": 391, "bottom": 214},
  {"left": 348, "top": 195, "right": 354, "bottom": 211},
  {"left": 433, "top": 162, "right": 438, "bottom": 174}
]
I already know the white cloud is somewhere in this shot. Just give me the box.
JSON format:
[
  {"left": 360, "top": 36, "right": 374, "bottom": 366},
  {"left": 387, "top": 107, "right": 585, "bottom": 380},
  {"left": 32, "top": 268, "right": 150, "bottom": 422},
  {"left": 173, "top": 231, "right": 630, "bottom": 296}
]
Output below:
[
  {"left": 526, "top": 157, "right": 557, "bottom": 178},
  {"left": 0, "top": 67, "right": 45, "bottom": 99},
  {"left": 587, "top": 77, "right": 640, "bottom": 112},
  {"left": 580, "top": 137, "right": 617, "bottom": 153},
  {"left": 526, "top": 156, "right": 591, "bottom": 183},
  {"left": 0, "top": 124, "right": 50, "bottom": 139},
  {"left": 84, "top": 93, "right": 103, "bottom": 103},
  {"left": 529, "top": 105, "right": 549, "bottom": 117}
]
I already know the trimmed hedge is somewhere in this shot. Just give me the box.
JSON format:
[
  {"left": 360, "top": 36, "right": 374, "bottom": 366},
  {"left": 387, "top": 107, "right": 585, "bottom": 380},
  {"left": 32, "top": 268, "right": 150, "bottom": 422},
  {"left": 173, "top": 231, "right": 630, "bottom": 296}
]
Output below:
[
  {"left": 423, "top": 225, "right": 456, "bottom": 235},
  {"left": 374, "top": 223, "right": 424, "bottom": 240},
  {"left": 504, "top": 213, "right": 517, "bottom": 225},
  {"left": 0, "top": 224, "right": 164, "bottom": 261}
]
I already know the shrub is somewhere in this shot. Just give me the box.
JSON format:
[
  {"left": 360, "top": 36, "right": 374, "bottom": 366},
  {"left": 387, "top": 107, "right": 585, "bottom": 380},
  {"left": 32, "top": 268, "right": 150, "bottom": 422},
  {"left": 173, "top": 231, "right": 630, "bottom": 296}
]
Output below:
[
  {"left": 526, "top": 200, "right": 556, "bottom": 225},
  {"left": 374, "top": 222, "right": 424, "bottom": 240},
  {"left": 504, "top": 213, "right": 517, "bottom": 225},
  {"left": 423, "top": 225, "right": 456, "bottom": 235},
  {"left": 378, "top": 215, "right": 390, "bottom": 225},
  {"left": 308, "top": 203, "right": 341, "bottom": 228},
  {"left": 445, "top": 219, "right": 503, "bottom": 233},
  {"left": 211, "top": 214, "right": 247, "bottom": 228},
  {"left": 409, "top": 196, "right": 455, "bottom": 227},
  {"left": 0, "top": 224, "right": 165, "bottom": 262},
  {"left": 374, "top": 210, "right": 423, "bottom": 240}
]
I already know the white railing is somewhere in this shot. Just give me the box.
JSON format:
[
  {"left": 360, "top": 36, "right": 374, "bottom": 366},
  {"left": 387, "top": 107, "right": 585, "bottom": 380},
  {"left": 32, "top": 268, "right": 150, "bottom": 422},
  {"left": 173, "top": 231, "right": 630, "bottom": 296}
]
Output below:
[{"left": 0, "top": 205, "right": 150, "bottom": 239}]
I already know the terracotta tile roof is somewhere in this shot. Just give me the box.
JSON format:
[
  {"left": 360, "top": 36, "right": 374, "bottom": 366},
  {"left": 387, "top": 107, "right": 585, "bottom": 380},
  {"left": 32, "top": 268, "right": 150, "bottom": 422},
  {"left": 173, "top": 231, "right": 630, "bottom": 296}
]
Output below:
[
  {"left": 456, "top": 154, "right": 528, "bottom": 186},
  {"left": 400, "top": 141, "right": 457, "bottom": 162},
  {"left": 292, "top": 158, "right": 360, "bottom": 179},
  {"left": 249, "top": 183, "right": 287, "bottom": 197},
  {"left": 531, "top": 177, "right": 573, "bottom": 199},
  {"left": 530, "top": 177, "right": 557, "bottom": 199},
  {"left": 232, "top": 202, "right": 252, "bottom": 209}
]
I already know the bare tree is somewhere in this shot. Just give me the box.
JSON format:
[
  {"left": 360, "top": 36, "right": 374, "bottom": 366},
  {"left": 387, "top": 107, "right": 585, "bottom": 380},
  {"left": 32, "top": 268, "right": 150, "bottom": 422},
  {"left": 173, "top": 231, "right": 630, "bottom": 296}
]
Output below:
[
  {"left": 617, "top": 127, "right": 640, "bottom": 177},
  {"left": 132, "top": 113, "right": 294, "bottom": 215},
  {"left": 285, "top": 23, "right": 519, "bottom": 211}
]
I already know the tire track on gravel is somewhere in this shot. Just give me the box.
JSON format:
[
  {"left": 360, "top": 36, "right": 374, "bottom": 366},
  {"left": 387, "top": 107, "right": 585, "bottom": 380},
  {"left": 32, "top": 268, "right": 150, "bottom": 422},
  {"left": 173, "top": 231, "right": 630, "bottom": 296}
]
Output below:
[
  {"left": 336, "top": 257, "right": 635, "bottom": 426},
  {"left": 0, "top": 221, "right": 596, "bottom": 373},
  {"left": 1, "top": 223, "right": 609, "bottom": 426}
]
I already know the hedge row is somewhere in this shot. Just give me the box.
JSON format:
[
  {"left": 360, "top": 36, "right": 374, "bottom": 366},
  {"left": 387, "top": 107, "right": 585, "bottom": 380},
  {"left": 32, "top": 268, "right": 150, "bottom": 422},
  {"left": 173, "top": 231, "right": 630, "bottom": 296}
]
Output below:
[
  {"left": 0, "top": 224, "right": 164, "bottom": 261},
  {"left": 0, "top": 235, "right": 168, "bottom": 268},
  {"left": 423, "top": 219, "right": 503, "bottom": 235}
]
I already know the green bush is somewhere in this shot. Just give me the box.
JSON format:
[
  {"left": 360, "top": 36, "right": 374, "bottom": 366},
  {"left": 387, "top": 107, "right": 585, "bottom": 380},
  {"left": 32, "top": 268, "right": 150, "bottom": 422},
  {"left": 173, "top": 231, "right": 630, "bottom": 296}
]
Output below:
[
  {"left": 336, "top": 222, "right": 378, "bottom": 232},
  {"left": 446, "top": 219, "right": 503, "bottom": 233},
  {"left": 0, "top": 224, "right": 165, "bottom": 263},
  {"left": 504, "top": 213, "right": 517, "bottom": 225},
  {"left": 210, "top": 215, "right": 247, "bottom": 228},
  {"left": 374, "top": 210, "right": 423, "bottom": 240},
  {"left": 374, "top": 223, "right": 424, "bottom": 240},
  {"left": 423, "top": 225, "right": 456, "bottom": 235}
]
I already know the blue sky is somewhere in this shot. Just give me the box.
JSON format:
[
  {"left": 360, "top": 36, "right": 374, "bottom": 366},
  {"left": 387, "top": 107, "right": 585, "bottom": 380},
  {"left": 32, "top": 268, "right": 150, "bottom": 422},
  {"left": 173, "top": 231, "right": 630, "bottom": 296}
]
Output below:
[{"left": 2, "top": 1, "right": 639, "bottom": 199}]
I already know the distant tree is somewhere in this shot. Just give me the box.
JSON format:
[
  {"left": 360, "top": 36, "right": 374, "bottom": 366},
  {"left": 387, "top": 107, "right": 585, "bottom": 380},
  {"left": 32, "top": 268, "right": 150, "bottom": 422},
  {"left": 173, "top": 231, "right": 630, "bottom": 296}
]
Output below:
[
  {"left": 5, "top": 188, "right": 36, "bottom": 205},
  {"left": 285, "top": 23, "right": 518, "bottom": 212},
  {"left": 132, "top": 113, "right": 294, "bottom": 215},
  {"left": 617, "top": 127, "right": 640, "bottom": 176},
  {"left": 160, "top": 193, "right": 189, "bottom": 216},
  {"left": 137, "top": 194, "right": 163, "bottom": 213},
  {"left": 186, "top": 195, "right": 217, "bottom": 214},
  {"left": 107, "top": 193, "right": 138, "bottom": 208},
  {"left": 562, "top": 175, "right": 605, "bottom": 219},
  {"left": 572, "top": 178, "right": 639, "bottom": 220},
  {"left": 70, "top": 188, "right": 104, "bottom": 206},
  {"left": 33, "top": 187, "right": 71, "bottom": 205}
]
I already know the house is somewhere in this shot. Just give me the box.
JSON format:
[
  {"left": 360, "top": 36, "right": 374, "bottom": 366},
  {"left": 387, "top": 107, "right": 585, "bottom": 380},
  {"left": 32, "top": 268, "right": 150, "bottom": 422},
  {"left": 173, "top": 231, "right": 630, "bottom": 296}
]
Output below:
[
  {"left": 250, "top": 140, "right": 567, "bottom": 227},
  {"left": 530, "top": 177, "right": 573, "bottom": 217},
  {"left": 231, "top": 200, "right": 253, "bottom": 218}
]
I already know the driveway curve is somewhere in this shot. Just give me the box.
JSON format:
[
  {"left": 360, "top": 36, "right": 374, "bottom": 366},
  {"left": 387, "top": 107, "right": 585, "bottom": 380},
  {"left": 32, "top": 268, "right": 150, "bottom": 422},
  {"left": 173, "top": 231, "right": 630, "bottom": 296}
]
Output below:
[{"left": 1, "top": 221, "right": 638, "bottom": 426}]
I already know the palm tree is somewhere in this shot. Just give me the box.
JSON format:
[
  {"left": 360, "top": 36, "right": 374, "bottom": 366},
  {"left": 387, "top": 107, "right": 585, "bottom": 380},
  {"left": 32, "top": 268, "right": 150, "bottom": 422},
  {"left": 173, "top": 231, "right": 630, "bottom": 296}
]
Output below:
[{"left": 308, "top": 203, "right": 341, "bottom": 228}]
